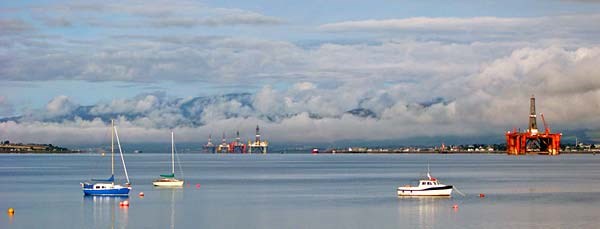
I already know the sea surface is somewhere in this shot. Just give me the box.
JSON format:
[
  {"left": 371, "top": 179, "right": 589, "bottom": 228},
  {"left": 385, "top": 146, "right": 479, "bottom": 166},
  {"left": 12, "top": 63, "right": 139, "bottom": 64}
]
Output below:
[{"left": 1, "top": 153, "right": 600, "bottom": 228}]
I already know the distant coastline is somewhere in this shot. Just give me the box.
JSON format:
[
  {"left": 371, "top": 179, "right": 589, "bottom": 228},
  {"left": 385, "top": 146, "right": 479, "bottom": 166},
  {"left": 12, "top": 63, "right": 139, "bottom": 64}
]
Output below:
[
  {"left": 323, "top": 149, "right": 506, "bottom": 154},
  {"left": 320, "top": 150, "right": 597, "bottom": 154},
  {"left": 315, "top": 143, "right": 600, "bottom": 155},
  {"left": 0, "top": 142, "right": 79, "bottom": 154}
]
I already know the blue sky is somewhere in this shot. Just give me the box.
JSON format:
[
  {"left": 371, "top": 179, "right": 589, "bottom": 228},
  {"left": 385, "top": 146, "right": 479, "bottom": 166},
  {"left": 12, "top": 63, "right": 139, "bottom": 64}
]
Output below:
[{"left": 1, "top": 0, "right": 600, "bottom": 144}]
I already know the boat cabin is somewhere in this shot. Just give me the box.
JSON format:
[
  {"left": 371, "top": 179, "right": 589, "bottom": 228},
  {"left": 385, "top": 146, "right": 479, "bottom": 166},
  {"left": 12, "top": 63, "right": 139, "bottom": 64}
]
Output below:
[{"left": 419, "top": 180, "right": 439, "bottom": 186}]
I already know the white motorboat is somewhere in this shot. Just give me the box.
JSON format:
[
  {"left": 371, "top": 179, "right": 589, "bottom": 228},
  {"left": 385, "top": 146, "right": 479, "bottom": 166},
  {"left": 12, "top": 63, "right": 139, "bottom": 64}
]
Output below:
[{"left": 397, "top": 172, "right": 453, "bottom": 196}]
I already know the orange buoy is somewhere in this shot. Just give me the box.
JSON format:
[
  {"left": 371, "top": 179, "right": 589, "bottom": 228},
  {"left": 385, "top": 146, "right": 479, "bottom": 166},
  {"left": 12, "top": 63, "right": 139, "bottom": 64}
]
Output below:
[
  {"left": 139, "top": 192, "right": 145, "bottom": 197},
  {"left": 479, "top": 193, "right": 485, "bottom": 198},
  {"left": 7, "top": 208, "right": 14, "bottom": 214},
  {"left": 119, "top": 201, "right": 129, "bottom": 207},
  {"left": 452, "top": 204, "right": 458, "bottom": 209},
  {"left": 196, "top": 184, "right": 201, "bottom": 188}
]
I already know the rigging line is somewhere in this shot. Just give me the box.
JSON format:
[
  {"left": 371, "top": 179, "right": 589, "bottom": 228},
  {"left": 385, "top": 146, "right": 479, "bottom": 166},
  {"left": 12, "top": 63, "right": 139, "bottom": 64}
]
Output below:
[
  {"left": 174, "top": 143, "right": 185, "bottom": 179},
  {"left": 453, "top": 186, "right": 466, "bottom": 197},
  {"left": 113, "top": 126, "right": 130, "bottom": 184}
]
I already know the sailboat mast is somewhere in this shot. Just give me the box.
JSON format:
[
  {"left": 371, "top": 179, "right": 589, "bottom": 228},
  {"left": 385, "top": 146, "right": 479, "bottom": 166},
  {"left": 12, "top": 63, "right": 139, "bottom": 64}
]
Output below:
[
  {"left": 171, "top": 131, "right": 175, "bottom": 175},
  {"left": 111, "top": 119, "right": 114, "bottom": 178}
]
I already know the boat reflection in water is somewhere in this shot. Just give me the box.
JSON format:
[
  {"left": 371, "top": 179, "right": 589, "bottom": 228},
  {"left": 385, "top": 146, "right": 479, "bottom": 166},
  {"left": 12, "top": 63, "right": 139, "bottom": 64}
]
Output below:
[
  {"left": 397, "top": 196, "right": 452, "bottom": 228},
  {"left": 82, "top": 196, "right": 129, "bottom": 228},
  {"left": 156, "top": 188, "right": 183, "bottom": 229}
]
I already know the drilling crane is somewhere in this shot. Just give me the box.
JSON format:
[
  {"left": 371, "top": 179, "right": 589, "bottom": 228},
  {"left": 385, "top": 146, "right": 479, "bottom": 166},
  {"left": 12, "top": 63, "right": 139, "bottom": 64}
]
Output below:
[{"left": 540, "top": 113, "right": 550, "bottom": 134}]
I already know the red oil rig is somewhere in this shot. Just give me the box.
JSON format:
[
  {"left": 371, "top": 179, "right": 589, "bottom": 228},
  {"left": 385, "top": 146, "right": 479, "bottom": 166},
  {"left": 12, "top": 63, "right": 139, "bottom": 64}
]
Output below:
[
  {"left": 505, "top": 96, "right": 562, "bottom": 155},
  {"left": 230, "top": 131, "right": 247, "bottom": 153}
]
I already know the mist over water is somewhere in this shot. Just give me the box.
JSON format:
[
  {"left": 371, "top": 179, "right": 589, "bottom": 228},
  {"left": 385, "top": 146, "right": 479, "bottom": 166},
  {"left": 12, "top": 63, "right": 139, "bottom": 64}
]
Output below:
[{"left": 1, "top": 154, "right": 600, "bottom": 228}]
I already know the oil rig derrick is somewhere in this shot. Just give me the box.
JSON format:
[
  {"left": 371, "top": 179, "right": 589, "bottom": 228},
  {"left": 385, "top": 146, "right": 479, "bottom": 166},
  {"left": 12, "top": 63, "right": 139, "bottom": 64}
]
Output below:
[
  {"left": 248, "top": 125, "right": 268, "bottom": 154},
  {"left": 230, "top": 130, "right": 247, "bottom": 153},
  {"left": 208, "top": 126, "right": 268, "bottom": 154},
  {"left": 505, "top": 95, "right": 562, "bottom": 155},
  {"left": 217, "top": 132, "right": 230, "bottom": 153},
  {"left": 203, "top": 134, "right": 217, "bottom": 153}
]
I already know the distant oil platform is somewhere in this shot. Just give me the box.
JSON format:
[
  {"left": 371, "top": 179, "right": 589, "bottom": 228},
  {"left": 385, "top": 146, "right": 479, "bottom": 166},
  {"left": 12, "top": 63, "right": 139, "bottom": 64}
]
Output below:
[
  {"left": 505, "top": 95, "right": 562, "bottom": 155},
  {"left": 203, "top": 125, "right": 268, "bottom": 154}
]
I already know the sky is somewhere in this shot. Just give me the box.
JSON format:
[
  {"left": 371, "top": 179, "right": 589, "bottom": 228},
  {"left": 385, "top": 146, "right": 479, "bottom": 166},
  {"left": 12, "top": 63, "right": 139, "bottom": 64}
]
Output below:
[{"left": 1, "top": 0, "right": 600, "bottom": 145}]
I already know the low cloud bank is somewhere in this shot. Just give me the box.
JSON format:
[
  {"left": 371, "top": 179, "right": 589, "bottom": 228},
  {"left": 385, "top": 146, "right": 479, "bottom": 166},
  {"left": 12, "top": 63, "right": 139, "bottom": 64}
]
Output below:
[{"left": 2, "top": 46, "right": 600, "bottom": 144}]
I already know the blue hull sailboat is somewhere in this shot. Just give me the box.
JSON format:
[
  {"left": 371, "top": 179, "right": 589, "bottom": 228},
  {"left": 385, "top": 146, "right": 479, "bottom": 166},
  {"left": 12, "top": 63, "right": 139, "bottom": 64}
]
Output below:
[
  {"left": 82, "top": 175, "right": 130, "bottom": 195},
  {"left": 81, "top": 120, "right": 131, "bottom": 196}
]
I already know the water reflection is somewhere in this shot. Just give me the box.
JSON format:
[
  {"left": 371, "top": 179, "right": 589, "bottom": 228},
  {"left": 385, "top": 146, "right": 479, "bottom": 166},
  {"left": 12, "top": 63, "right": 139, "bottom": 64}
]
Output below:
[
  {"left": 82, "top": 196, "right": 129, "bottom": 228},
  {"left": 155, "top": 188, "right": 183, "bottom": 229},
  {"left": 397, "top": 196, "right": 451, "bottom": 228}
]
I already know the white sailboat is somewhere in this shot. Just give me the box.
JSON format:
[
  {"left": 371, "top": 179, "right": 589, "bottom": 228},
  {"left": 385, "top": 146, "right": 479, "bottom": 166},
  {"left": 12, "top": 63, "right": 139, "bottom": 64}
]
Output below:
[{"left": 153, "top": 131, "right": 184, "bottom": 187}]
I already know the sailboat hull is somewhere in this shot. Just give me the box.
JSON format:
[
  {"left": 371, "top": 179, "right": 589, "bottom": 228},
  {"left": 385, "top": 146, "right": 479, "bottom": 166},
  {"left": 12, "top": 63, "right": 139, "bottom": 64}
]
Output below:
[
  {"left": 82, "top": 183, "right": 131, "bottom": 196},
  {"left": 153, "top": 179, "right": 184, "bottom": 187}
]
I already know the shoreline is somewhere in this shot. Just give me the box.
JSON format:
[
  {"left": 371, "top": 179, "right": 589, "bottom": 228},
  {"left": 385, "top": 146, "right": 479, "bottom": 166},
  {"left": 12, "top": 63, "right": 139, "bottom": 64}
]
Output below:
[
  {"left": 1, "top": 150, "right": 598, "bottom": 155},
  {"left": 0, "top": 150, "right": 82, "bottom": 154},
  {"left": 323, "top": 150, "right": 598, "bottom": 154}
]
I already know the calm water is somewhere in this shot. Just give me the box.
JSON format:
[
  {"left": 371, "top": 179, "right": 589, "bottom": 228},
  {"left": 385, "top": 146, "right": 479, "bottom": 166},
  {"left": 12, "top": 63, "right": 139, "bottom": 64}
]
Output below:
[{"left": 1, "top": 153, "right": 600, "bottom": 228}]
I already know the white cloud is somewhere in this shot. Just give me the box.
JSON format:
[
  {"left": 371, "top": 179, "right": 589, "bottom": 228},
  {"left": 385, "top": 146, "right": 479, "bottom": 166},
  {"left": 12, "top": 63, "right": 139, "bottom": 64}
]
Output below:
[
  {"left": 45, "top": 95, "right": 77, "bottom": 116},
  {"left": 318, "top": 14, "right": 600, "bottom": 36},
  {"left": 90, "top": 93, "right": 164, "bottom": 115},
  {"left": 319, "top": 17, "right": 540, "bottom": 32},
  {"left": 150, "top": 9, "right": 283, "bottom": 27},
  {"left": 461, "top": 46, "right": 600, "bottom": 129},
  {"left": 252, "top": 85, "right": 282, "bottom": 115},
  {"left": 31, "top": 1, "right": 283, "bottom": 29}
]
